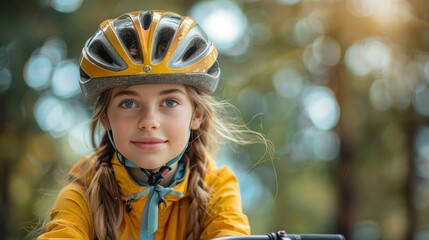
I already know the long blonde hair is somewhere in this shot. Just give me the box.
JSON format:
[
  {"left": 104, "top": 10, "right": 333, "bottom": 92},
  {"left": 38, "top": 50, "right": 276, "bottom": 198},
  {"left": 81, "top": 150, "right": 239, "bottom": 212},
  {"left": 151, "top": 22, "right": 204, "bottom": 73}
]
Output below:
[{"left": 72, "top": 85, "right": 272, "bottom": 240}]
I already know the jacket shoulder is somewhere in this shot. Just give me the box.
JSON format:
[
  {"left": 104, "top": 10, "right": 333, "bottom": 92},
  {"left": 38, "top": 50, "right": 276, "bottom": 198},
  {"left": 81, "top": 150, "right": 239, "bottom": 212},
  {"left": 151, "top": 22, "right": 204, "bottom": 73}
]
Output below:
[
  {"left": 37, "top": 182, "right": 94, "bottom": 239},
  {"left": 204, "top": 163, "right": 242, "bottom": 207},
  {"left": 205, "top": 164, "right": 237, "bottom": 187}
]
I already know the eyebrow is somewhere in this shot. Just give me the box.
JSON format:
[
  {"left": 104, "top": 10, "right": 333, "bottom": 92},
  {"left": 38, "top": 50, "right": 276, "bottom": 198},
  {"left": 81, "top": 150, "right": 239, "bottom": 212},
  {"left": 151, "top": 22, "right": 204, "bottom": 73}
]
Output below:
[
  {"left": 112, "top": 89, "right": 140, "bottom": 99},
  {"left": 112, "top": 87, "right": 186, "bottom": 99},
  {"left": 159, "top": 88, "right": 186, "bottom": 96}
]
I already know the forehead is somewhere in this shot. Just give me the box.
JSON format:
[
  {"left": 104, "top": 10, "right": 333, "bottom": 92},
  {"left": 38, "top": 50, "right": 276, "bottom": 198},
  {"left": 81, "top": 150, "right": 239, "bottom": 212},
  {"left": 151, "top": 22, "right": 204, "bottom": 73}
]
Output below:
[{"left": 111, "top": 83, "right": 188, "bottom": 95}]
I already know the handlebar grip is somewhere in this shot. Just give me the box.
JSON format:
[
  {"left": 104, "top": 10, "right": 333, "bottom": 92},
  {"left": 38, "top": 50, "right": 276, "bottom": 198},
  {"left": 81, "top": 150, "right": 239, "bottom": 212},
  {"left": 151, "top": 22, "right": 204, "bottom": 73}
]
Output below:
[
  {"left": 211, "top": 236, "right": 270, "bottom": 240},
  {"left": 211, "top": 233, "right": 345, "bottom": 240},
  {"left": 286, "top": 234, "right": 345, "bottom": 240}
]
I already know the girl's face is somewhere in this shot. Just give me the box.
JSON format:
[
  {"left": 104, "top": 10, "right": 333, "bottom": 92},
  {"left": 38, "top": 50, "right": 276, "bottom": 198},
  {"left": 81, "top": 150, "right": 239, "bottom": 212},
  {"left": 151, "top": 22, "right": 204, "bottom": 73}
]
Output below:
[{"left": 106, "top": 84, "right": 203, "bottom": 170}]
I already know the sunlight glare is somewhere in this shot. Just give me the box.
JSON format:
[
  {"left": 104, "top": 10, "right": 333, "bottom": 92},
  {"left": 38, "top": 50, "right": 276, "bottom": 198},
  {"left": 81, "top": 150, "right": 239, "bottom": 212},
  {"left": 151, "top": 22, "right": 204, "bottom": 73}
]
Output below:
[{"left": 189, "top": 0, "right": 247, "bottom": 52}]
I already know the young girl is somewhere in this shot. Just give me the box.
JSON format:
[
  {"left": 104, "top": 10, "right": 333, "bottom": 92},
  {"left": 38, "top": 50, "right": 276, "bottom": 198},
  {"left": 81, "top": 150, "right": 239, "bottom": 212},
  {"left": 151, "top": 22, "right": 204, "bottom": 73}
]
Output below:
[{"left": 37, "top": 10, "right": 271, "bottom": 240}]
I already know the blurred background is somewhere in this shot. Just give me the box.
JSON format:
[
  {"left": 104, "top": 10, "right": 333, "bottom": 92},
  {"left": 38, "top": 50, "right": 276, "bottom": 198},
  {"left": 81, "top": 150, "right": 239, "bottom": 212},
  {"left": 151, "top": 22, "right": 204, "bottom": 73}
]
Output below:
[{"left": 1, "top": 0, "right": 429, "bottom": 239}]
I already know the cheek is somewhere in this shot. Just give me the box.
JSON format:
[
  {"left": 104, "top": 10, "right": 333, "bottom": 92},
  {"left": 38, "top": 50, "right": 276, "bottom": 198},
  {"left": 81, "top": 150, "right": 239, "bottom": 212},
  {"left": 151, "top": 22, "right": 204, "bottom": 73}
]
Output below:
[
  {"left": 107, "top": 114, "right": 132, "bottom": 141},
  {"left": 166, "top": 115, "right": 192, "bottom": 141},
  {"left": 170, "top": 128, "right": 188, "bottom": 141},
  {"left": 172, "top": 127, "right": 191, "bottom": 151},
  {"left": 111, "top": 126, "right": 128, "bottom": 146}
]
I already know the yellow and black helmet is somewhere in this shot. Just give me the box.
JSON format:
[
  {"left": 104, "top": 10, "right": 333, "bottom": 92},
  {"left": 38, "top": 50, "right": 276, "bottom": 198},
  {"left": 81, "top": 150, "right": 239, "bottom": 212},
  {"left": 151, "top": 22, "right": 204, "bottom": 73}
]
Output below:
[{"left": 79, "top": 10, "right": 220, "bottom": 98}]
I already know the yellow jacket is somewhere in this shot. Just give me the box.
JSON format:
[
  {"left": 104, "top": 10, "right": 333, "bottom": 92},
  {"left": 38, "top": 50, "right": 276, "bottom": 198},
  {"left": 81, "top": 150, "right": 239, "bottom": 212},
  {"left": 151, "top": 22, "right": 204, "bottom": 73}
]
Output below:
[{"left": 37, "top": 154, "right": 250, "bottom": 239}]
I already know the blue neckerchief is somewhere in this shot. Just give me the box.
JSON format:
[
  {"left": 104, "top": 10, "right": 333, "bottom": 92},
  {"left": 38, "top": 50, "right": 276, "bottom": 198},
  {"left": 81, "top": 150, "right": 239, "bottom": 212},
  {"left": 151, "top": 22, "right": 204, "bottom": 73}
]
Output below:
[{"left": 140, "top": 185, "right": 180, "bottom": 239}]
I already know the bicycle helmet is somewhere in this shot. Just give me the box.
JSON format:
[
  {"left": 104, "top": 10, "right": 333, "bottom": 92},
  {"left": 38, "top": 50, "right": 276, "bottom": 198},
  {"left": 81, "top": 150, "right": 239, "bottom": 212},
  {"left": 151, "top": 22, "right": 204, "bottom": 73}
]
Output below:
[{"left": 79, "top": 10, "right": 220, "bottom": 99}]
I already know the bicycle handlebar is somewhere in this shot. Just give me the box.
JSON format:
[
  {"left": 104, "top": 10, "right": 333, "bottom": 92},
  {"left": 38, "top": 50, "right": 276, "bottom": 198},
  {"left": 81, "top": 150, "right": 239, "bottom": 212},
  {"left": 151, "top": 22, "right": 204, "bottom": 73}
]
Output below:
[{"left": 212, "top": 231, "right": 345, "bottom": 240}]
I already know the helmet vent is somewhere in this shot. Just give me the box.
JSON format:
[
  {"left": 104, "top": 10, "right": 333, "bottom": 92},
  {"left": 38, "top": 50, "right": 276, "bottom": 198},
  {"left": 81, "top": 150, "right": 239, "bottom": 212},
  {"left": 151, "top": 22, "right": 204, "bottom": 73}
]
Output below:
[
  {"left": 207, "top": 61, "right": 220, "bottom": 77},
  {"left": 182, "top": 38, "right": 207, "bottom": 62},
  {"left": 153, "top": 27, "right": 175, "bottom": 62},
  {"left": 79, "top": 68, "right": 90, "bottom": 82},
  {"left": 142, "top": 12, "right": 153, "bottom": 30},
  {"left": 152, "top": 15, "right": 181, "bottom": 63},
  {"left": 113, "top": 17, "right": 142, "bottom": 63},
  {"left": 88, "top": 41, "right": 118, "bottom": 67},
  {"left": 119, "top": 29, "right": 142, "bottom": 63}
]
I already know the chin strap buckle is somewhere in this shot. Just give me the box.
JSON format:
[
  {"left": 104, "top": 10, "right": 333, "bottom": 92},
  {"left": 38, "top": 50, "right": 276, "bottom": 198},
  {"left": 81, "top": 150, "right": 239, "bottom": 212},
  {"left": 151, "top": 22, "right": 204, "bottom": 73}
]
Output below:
[{"left": 141, "top": 166, "right": 172, "bottom": 186}]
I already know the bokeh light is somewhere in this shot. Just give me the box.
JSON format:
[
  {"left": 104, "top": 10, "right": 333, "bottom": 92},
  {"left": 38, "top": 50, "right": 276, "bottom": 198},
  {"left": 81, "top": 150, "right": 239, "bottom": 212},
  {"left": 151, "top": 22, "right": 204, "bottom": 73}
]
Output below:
[
  {"left": 312, "top": 36, "right": 341, "bottom": 67},
  {"left": 291, "top": 127, "right": 339, "bottom": 161},
  {"left": 51, "top": 60, "right": 80, "bottom": 98},
  {"left": 346, "top": 0, "right": 412, "bottom": 24},
  {"left": 23, "top": 37, "right": 67, "bottom": 91},
  {"left": 24, "top": 54, "right": 52, "bottom": 90},
  {"left": 41, "top": 37, "right": 67, "bottom": 64},
  {"left": 277, "top": 0, "right": 301, "bottom": 5},
  {"left": 303, "top": 35, "right": 341, "bottom": 77},
  {"left": 272, "top": 64, "right": 305, "bottom": 98},
  {"left": 345, "top": 42, "right": 371, "bottom": 76},
  {"left": 293, "top": 14, "right": 324, "bottom": 46},
  {"left": 345, "top": 38, "right": 392, "bottom": 76},
  {"left": 50, "top": 0, "right": 83, "bottom": 13},
  {"left": 34, "top": 94, "right": 74, "bottom": 138},
  {"left": 189, "top": 0, "right": 247, "bottom": 52},
  {"left": 312, "top": 129, "right": 340, "bottom": 161},
  {"left": 302, "top": 86, "right": 340, "bottom": 131},
  {"left": 364, "top": 38, "right": 391, "bottom": 71},
  {"left": 68, "top": 121, "right": 94, "bottom": 157}
]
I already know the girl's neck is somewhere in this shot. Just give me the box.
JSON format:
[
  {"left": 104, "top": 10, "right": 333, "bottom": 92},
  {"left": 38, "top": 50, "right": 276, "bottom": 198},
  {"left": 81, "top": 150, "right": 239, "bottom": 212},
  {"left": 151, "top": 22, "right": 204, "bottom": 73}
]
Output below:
[{"left": 127, "top": 163, "right": 178, "bottom": 187}]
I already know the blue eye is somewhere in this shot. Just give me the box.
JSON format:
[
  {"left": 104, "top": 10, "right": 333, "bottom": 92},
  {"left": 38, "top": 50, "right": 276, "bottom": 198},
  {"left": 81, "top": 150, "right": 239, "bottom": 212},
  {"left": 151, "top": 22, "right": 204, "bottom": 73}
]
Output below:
[
  {"left": 163, "top": 99, "right": 178, "bottom": 108},
  {"left": 120, "top": 100, "right": 136, "bottom": 109}
]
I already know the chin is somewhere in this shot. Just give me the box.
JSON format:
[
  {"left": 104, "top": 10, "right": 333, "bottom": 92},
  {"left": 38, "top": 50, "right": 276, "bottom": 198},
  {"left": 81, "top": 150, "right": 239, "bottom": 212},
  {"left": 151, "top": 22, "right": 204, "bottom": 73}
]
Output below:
[{"left": 133, "top": 159, "right": 165, "bottom": 170}]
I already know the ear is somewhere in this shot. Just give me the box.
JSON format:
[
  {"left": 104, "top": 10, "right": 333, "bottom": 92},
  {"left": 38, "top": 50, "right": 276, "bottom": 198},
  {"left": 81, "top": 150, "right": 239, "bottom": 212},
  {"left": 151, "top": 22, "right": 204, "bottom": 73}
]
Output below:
[
  {"left": 190, "top": 106, "right": 204, "bottom": 130},
  {"left": 101, "top": 115, "right": 109, "bottom": 131}
]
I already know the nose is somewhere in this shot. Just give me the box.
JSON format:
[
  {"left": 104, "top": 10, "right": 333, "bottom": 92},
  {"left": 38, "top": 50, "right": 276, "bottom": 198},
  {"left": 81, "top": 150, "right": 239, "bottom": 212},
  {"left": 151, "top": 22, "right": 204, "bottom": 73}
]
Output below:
[{"left": 137, "top": 106, "right": 160, "bottom": 130}]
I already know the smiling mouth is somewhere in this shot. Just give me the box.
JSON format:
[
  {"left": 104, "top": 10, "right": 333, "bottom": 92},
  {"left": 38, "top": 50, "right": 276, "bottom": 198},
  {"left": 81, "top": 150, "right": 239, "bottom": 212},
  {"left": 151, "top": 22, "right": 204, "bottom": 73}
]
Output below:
[{"left": 131, "top": 140, "right": 167, "bottom": 151}]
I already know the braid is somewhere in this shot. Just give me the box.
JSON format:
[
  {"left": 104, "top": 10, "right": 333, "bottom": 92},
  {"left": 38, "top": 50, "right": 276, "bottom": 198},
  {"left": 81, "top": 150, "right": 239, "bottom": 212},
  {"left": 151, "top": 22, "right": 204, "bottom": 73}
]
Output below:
[
  {"left": 87, "top": 134, "right": 122, "bottom": 240},
  {"left": 184, "top": 130, "right": 211, "bottom": 240}
]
